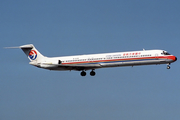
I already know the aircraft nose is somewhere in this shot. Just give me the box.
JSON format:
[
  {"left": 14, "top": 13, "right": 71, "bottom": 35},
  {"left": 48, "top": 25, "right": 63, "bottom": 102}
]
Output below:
[{"left": 175, "top": 56, "right": 177, "bottom": 61}]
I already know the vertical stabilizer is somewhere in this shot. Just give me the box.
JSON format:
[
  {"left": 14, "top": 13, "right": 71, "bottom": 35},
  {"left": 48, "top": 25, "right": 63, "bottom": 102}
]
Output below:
[{"left": 19, "top": 44, "right": 45, "bottom": 62}]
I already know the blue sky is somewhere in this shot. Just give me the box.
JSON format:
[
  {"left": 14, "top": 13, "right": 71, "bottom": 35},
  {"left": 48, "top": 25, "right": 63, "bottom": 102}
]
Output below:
[{"left": 1, "top": 0, "right": 180, "bottom": 120}]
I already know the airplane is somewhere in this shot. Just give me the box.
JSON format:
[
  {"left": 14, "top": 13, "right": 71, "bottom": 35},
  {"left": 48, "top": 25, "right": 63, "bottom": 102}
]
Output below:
[{"left": 6, "top": 44, "right": 177, "bottom": 76}]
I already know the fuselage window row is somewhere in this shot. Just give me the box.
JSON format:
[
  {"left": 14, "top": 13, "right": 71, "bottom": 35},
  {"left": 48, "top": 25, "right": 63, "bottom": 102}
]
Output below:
[{"left": 63, "top": 54, "right": 155, "bottom": 63}]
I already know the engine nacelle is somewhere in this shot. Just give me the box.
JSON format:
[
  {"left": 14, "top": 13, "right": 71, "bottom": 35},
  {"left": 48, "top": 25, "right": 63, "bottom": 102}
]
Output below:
[
  {"left": 40, "top": 63, "right": 54, "bottom": 68},
  {"left": 39, "top": 60, "right": 62, "bottom": 68}
]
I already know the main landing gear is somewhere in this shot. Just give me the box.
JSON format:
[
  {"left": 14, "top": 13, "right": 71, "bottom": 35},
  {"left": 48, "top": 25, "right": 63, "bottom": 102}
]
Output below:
[
  {"left": 81, "top": 71, "right": 86, "bottom": 76},
  {"left": 80, "top": 70, "right": 96, "bottom": 76},
  {"left": 90, "top": 70, "right": 96, "bottom": 76}
]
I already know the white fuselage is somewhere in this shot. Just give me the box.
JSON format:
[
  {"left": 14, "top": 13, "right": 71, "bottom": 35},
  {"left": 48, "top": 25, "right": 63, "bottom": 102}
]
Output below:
[{"left": 33, "top": 49, "right": 177, "bottom": 71}]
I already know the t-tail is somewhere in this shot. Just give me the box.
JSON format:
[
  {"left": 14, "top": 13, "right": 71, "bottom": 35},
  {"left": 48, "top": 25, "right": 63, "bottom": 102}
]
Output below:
[
  {"left": 5, "top": 44, "right": 45, "bottom": 63},
  {"left": 20, "top": 44, "right": 45, "bottom": 62}
]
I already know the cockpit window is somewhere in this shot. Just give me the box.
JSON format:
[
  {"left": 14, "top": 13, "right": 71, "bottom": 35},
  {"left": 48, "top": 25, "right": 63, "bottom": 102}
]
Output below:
[{"left": 162, "top": 51, "right": 171, "bottom": 55}]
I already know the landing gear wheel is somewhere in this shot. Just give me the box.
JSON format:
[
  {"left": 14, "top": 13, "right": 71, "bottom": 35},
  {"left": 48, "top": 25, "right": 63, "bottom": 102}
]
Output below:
[
  {"left": 81, "top": 71, "right": 86, "bottom": 76},
  {"left": 90, "top": 70, "right": 96, "bottom": 76},
  {"left": 167, "top": 66, "right": 170, "bottom": 69}
]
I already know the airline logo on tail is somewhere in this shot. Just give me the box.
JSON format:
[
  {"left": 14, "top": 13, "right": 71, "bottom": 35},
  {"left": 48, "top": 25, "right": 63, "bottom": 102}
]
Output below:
[{"left": 29, "top": 50, "right": 37, "bottom": 60}]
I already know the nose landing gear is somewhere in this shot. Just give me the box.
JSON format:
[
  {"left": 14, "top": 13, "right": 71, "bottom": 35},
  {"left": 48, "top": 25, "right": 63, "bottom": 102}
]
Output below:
[
  {"left": 167, "top": 65, "right": 170, "bottom": 69},
  {"left": 167, "top": 63, "right": 171, "bottom": 69}
]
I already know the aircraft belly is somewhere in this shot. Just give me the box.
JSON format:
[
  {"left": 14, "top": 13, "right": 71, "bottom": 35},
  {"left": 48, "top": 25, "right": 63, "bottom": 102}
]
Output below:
[{"left": 100, "top": 59, "right": 167, "bottom": 67}]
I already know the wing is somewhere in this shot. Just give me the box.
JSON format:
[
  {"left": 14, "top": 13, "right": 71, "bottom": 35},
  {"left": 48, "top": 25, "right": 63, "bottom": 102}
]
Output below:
[
  {"left": 57, "top": 63, "right": 102, "bottom": 71},
  {"left": 40, "top": 62, "right": 102, "bottom": 71}
]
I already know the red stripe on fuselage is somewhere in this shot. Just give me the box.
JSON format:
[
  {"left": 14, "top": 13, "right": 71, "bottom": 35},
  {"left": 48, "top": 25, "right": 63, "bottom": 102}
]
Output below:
[
  {"left": 165, "top": 55, "right": 177, "bottom": 61},
  {"left": 62, "top": 55, "right": 176, "bottom": 65}
]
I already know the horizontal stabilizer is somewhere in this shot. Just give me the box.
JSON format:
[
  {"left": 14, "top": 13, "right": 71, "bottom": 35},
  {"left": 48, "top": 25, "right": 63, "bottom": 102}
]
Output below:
[
  {"left": 4, "top": 46, "right": 20, "bottom": 49},
  {"left": 4, "top": 44, "right": 34, "bottom": 49},
  {"left": 19, "top": 44, "right": 34, "bottom": 48}
]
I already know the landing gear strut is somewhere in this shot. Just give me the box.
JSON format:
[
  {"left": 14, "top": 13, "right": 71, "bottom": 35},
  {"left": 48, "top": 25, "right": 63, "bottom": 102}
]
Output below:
[
  {"left": 90, "top": 70, "right": 96, "bottom": 76},
  {"left": 81, "top": 71, "right": 86, "bottom": 76}
]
